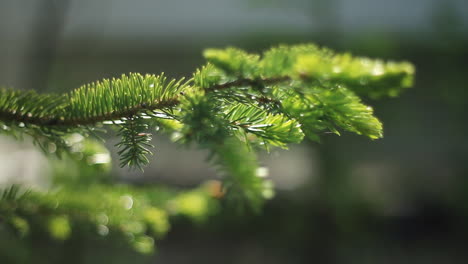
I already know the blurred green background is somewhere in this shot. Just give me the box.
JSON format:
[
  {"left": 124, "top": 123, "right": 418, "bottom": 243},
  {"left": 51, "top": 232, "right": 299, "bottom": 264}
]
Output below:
[{"left": 1, "top": 0, "right": 467, "bottom": 263}]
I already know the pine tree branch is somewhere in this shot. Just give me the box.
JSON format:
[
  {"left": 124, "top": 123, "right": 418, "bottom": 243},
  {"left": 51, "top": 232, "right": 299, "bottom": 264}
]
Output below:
[
  {"left": 0, "top": 43, "right": 414, "bottom": 182},
  {"left": 0, "top": 77, "right": 290, "bottom": 128},
  {"left": 0, "top": 97, "right": 181, "bottom": 127},
  {"left": 0, "top": 44, "right": 415, "bottom": 253}
]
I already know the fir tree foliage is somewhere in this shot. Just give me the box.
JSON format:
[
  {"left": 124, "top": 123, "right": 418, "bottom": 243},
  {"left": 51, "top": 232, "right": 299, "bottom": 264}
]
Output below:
[
  {"left": 0, "top": 183, "right": 218, "bottom": 255},
  {"left": 0, "top": 43, "right": 413, "bottom": 216},
  {"left": 0, "top": 43, "right": 413, "bottom": 258},
  {"left": 1, "top": 136, "right": 220, "bottom": 261}
]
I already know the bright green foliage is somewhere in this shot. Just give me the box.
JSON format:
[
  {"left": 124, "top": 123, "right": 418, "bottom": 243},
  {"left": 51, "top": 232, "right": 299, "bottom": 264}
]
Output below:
[
  {"left": 257, "top": 44, "right": 414, "bottom": 98},
  {"left": 0, "top": 89, "right": 69, "bottom": 155},
  {"left": 0, "top": 89, "right": 65, "bottom": 121},
  {"left": 294, "top": 52, "right": 414, "bottom": 98},
  {"left": 203, "top": 48, "right": 260, "bottom": 78},
  {"left": 116, "top": 117, "right": 154, "bottom": 170},
  {"left": 0, "top": 183, "right": 217, "bottom": 255},
  {"left": 278, "top": 84, "right": 383, "bottom": 140},
  {"left": 0, "top": 73, "right": 185, "bottom": 163},
  {"left": 0, "top": 43, "right": 414, "bottom": 256},
  {"left": 67, "top": 73, "right": 185, "bottom": 122},
  {"left": 214, "top": 138, "right": 273, "bottom": 211},
  {"left": 224, "top": 104, "right": 303, "bottom": 148},
  {"left": 177, "top": 91, "right": 269, "bottom": 207}
]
